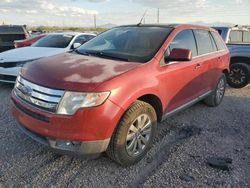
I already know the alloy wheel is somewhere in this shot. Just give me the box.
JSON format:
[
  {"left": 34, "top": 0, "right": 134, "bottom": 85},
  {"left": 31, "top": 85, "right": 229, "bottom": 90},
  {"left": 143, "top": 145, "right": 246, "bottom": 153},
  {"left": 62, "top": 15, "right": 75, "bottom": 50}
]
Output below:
[{"left": 125, "top": 114, "right": 152, "bottom": 157}]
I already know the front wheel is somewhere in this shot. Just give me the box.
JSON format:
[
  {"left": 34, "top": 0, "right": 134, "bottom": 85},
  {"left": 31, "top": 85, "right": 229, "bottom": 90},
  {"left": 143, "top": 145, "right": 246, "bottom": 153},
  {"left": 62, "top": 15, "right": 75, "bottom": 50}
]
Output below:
[
  {"left": 227, "top": 63, "right": 250, "bottom": 88},
  {"left": 106, "top": 100, "right": 157, "bottom": 166},
  {"left": 204, "top": 74, "right": 226, "bottom": 107}
]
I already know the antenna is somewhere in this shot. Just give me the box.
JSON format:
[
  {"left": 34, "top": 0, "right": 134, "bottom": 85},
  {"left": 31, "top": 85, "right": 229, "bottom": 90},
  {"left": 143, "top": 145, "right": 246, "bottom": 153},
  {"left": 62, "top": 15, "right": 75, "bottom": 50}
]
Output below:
[{"left": 137, "top": 10, "right": 147, "bottom": 26}]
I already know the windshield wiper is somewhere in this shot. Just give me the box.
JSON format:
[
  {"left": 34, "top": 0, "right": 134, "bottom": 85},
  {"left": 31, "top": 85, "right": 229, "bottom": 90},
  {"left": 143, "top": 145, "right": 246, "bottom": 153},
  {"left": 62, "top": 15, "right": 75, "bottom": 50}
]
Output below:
[
  {"left": 91, "top": 51, "right": 129, "bottom": 62},
  {"left": 74, "top": 50, "right": 130, "bottom": 62},
  {"left": 73, "top": 49, "right": 90, "bottom": 56}
]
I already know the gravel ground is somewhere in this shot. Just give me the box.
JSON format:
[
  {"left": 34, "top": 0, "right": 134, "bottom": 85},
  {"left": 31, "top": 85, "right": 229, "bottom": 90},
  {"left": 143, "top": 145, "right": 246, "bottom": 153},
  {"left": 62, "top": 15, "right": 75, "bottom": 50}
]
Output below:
[{"left": 0, "top": 83, "right": 249, "bottom": 188}]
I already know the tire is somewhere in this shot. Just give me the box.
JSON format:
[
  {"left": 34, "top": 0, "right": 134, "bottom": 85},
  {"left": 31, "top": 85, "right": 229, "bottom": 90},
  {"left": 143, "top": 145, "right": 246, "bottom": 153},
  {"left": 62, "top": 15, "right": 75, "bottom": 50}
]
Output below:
[
  {"left": 227, "top": 63, "right": 250, "bottom": 88},
  {"left": 204, "top": 74, "right": 226, "bottom": 107},
  {"left": 106, "top": 100, "right": 157, "bottom": 166}
]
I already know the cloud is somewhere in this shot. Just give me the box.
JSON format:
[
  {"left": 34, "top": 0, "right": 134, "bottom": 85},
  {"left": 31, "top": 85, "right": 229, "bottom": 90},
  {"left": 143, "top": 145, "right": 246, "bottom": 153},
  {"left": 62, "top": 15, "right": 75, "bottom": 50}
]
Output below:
[
  {"left": 71, "top": 0, "right": 108, "bottom": 2},
  {"left": 87, "top": 0, "right": 108, "bottom": 2},
  {"left": 0, "top": 0, "right": 99, "bottom": 26},
  {"left": 132, "top": 0, "right": 208, "bottom": 13},
  {"left": 1, "top": 0, "right": 250, "bottom": 27},
  {"left": 0, "top": 0, "right": 98, "bottom": 16}
]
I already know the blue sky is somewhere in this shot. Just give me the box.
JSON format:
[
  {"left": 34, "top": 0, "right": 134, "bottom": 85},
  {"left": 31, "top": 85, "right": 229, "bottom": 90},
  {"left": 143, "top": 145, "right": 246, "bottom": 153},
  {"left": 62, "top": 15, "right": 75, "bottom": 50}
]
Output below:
[{"left": 0, "top": 0, "right": 250, "bottom": 27}]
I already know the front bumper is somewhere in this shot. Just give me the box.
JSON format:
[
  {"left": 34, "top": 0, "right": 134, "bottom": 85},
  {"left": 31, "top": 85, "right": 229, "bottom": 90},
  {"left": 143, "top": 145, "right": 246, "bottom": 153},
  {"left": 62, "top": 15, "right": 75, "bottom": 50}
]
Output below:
[
  {"left": 17, "top": 123, "right": 110, "bottom": 157},
  {"left": 11, "top": 90, "right": 125, "bottom": 155}
]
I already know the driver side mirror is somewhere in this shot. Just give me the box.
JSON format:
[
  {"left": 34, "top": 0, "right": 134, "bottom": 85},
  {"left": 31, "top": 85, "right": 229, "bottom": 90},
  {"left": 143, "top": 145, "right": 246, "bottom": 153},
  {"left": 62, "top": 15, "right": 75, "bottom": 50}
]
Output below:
[
  {"left": 164, "top": 48, "right": 192, "bottom": 63},
  {"left": 72, "top": 42, "right": 82, "bottom": 49}
]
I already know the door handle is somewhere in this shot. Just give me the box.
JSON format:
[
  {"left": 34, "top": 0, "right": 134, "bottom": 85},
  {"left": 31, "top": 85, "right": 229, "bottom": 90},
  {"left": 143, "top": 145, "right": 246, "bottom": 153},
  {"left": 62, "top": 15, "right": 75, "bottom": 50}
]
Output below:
[{"left": 195, "top": 64, "right": 201, "bottom": 69}]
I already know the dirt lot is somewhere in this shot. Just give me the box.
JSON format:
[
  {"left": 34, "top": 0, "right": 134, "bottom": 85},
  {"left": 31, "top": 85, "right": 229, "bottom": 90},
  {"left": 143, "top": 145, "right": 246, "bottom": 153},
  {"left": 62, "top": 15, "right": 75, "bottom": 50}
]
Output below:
[{"left": 0, "top": 83, "right": 249, "bottom": 188}]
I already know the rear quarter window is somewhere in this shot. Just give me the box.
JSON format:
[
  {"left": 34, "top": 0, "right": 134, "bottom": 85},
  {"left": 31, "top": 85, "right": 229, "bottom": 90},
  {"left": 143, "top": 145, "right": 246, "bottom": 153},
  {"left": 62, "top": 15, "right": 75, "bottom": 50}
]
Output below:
[
  {"left": 193, "top": 30, "right": 214, "bottom": 55},
  {"left": 211, "top": 32, "right": 227, "bottom": 51}
]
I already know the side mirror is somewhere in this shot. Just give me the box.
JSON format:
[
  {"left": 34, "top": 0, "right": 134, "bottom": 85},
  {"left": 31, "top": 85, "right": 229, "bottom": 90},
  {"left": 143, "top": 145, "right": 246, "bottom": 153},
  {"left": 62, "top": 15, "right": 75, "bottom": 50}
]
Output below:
[
  {"left": 165, "top": 48, "right": 192, "bottom": 63},
  {"left": 72, "top": 42, "right": 82, "bottom": 49}
]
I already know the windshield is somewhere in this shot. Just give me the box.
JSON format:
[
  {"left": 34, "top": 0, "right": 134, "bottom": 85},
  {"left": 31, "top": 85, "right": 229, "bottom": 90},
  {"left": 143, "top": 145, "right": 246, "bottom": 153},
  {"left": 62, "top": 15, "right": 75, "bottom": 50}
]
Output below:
[
  {"left": 77, "top": 26, "right": 172, "bottom": 62},
  {"left": 32, "top": 34, "right": 74, "bottom": 48}
]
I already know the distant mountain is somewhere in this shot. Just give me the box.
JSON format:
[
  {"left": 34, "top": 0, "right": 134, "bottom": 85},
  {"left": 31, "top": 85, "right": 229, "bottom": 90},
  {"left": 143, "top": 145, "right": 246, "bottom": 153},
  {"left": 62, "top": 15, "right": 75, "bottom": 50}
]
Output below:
[{"left": 98, "top": 23, "right": 117, "bottom": 28}]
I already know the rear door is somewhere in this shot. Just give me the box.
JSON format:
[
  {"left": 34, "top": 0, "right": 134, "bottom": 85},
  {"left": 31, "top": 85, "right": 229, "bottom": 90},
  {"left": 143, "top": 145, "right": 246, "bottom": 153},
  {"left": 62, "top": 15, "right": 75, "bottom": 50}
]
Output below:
[
  {"left": 193, "top": 29, "right": 221, "bottom": 92},
  {"left": 159, "top": 29, "right": 206, "bottom": 112}
]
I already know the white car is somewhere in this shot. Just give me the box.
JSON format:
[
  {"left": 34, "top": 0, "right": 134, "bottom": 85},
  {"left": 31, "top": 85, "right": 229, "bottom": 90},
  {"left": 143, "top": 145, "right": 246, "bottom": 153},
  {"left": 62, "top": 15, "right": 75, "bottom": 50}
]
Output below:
[{"left": 0, "top": 32, "right": 96, "bottom": 83}]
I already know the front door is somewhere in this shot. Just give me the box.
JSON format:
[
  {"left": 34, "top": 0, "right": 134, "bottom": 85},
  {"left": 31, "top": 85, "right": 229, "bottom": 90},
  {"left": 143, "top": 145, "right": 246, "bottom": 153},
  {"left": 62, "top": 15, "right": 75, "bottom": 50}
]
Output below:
[{"left": 158, "top": 29, "right": 205, "bottom": 113}]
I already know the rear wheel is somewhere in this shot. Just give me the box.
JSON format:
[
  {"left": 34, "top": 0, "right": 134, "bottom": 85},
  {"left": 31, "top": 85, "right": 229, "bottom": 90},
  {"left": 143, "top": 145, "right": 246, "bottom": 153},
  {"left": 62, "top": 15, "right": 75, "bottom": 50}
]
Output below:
[
  {"left": 204, "top": 74, "right": 226, "bottom": 107},
  {"left": 227, "top": 63, "right": 250, "bottom": 88},
  {"left": 106, "top": 100, "right": 157, "bottom": 166}
]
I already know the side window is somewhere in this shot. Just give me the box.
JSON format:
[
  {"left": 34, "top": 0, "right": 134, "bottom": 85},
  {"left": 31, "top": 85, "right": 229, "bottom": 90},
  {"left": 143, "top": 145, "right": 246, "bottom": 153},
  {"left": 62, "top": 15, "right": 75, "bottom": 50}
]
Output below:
[
  {"left": 74, "top": 35, "right": 87, "bottom": 44},
  {"left": 216, "top": 29, "right": 222, "bottom": 35},
  {"left": 209, "top": 32, "right": 218, "bottom": 51},
  {"left": 86, "top": 35, "right": 95, "bottom": 41},
  {"left": 169, "top": 30, "right": 197, "bottom": 57},
  {"left": 211, "top": 32, "right": 226, "bottom": 50},
  {"left": 193, "top": 30, "right": 214, "bottom": 55},
  {"left": 229, "top": 31, "right": 243, "bottom": 43},
  {"left": 243, "top": 31, "right": 250, "bottom": 43}
]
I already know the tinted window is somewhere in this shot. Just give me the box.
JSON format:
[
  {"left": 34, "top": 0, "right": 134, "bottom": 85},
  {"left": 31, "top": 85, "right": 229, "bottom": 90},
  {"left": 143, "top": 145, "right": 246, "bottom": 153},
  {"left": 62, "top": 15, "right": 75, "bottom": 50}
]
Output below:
[
  {"left": 78, "top": 27, "right": 172, "bottom": 63},
  {"left": 216, "top": 29, "right": 222, "bottom": 35},
  {"left": 32, "top": 34, "right": 73, "bottom": 48},
  {"left": 193, "top": 30, "right": 214, "bottom": 55},
  {"left": 229, "top": 31, "right": 243, "bottom": 43},
  {"left": 86, "top": 35, "right": 95, "bottom": 40},
  {"left": 169, "top": 30, "right": 197, "bottom": 57},
  {"left": 74, "top": 35, "right": 88, "bottom": 44},
  {"left": 243, "top": 31, "right": 250, "bottom": 43},
  {"left": 211, "top": 32, "right": 226, "bottom": 50}
]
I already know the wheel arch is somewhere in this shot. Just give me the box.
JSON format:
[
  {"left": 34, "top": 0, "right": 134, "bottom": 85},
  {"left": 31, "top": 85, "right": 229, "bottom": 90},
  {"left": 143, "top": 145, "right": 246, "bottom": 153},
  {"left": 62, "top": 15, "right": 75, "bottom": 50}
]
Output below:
[
  {"left": 230, "top": 56, "right": 250, "bottom": 66},
  {"left": 137, "top": 94, "right": 163, "bottom": 122},
  {"left": 222, "top": 69, "right": 229, "bottom": 77}
]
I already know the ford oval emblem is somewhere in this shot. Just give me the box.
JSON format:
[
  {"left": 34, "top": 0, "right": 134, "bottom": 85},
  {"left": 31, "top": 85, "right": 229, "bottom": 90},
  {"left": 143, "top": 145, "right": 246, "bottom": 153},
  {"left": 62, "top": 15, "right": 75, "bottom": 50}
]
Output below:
[{"left": 20, "top": 85, "right": 33, "bottom": 96}]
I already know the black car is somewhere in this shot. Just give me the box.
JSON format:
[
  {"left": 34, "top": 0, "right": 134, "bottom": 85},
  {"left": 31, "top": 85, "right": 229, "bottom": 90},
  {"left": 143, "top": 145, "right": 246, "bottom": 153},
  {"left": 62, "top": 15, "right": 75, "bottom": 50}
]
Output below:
[{"left": 0, "top": 25, "right": 29, "bottom": 52}]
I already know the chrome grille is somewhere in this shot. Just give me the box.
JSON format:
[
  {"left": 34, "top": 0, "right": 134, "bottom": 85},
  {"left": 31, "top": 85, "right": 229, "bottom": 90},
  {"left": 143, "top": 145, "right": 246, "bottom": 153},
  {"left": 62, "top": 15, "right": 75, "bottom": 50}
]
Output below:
[{"left": 14, "top": 76, "right": 64, "bottom": 112}]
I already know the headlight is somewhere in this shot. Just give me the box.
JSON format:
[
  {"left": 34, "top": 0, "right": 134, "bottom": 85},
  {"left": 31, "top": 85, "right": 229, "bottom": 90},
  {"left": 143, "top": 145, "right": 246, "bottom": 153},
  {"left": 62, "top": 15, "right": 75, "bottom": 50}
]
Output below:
[{"left": 57, "top": 91, "right": 110, "bottom": 115}]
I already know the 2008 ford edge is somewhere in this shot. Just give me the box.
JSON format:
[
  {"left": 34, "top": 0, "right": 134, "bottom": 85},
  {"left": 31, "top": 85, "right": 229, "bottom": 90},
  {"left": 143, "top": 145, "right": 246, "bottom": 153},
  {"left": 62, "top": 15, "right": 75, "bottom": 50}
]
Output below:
[{"left": 11, "top": 24, "right": 230, "bottom": 166}]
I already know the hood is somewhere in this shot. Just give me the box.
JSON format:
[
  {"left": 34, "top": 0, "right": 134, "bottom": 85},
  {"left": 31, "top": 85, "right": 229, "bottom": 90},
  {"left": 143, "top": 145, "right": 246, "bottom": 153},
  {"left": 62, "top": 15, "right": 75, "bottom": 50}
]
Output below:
[
  {"left": 0, "top": 47, "right": 67, "bottom": 63},
  {"left": 21, "top": 53, "right": 141, "bottom": 91}
]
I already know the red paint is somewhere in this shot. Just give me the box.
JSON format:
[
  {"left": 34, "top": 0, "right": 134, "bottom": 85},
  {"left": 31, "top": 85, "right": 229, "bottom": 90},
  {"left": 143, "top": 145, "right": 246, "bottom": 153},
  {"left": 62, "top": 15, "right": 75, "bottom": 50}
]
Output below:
[
  {"left": 14, "top": 34, "right": 46, "bottom": 48},
  {"left": 12, "top": 24, "right": 230, "bottom": 142}
]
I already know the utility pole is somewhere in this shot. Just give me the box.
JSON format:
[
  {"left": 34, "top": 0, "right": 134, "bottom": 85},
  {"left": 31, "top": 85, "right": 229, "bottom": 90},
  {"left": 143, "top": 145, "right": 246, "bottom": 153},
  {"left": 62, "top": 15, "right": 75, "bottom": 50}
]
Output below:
[
  {"left": 94, "top": 14, "right": 97, "bottom": 29},
  {"left": 157, "top": 8, "right": 160, "bottom": 23}
]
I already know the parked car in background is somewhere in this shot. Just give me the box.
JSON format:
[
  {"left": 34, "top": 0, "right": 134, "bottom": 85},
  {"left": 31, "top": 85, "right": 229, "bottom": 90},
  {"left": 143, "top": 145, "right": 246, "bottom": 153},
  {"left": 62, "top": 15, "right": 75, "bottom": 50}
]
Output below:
[
  {"left": 11, "top": 24, "right": 230, "bottom": 166},
  {"left": 213, "top": 26, "right": 250, "bottom": 88},
  {"left": 14, "top": 34, "right": 46, "bottom": 48},
  {"left": 0, "top": 32, "right": 96, "bottom": 83},
  {"left": 0, "top": 25, "right": 29, "bottom": 52}
]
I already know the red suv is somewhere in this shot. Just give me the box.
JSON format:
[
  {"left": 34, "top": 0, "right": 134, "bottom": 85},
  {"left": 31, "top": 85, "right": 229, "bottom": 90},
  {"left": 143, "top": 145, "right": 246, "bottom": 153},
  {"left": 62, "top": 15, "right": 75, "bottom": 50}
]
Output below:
[{"left": 11, "top": 24, "right": 230, "bottom": 166}]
